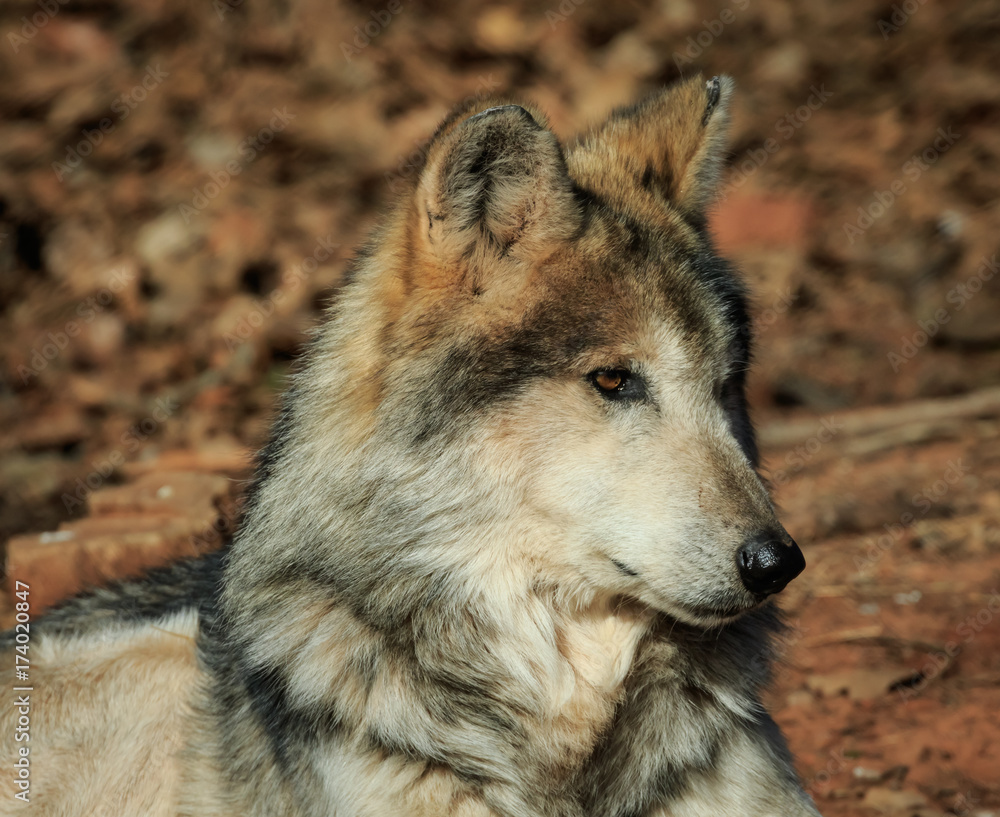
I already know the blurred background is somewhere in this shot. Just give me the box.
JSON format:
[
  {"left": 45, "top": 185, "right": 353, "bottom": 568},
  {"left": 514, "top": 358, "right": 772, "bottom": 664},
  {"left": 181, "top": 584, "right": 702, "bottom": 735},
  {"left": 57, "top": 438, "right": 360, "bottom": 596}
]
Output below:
[{"left": 1, "top": 0, "right": 998, "bottom": 813}]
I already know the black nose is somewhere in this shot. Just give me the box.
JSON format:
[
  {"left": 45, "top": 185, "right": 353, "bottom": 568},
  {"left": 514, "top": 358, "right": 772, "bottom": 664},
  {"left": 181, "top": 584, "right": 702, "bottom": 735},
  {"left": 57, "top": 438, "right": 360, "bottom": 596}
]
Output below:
[{"left": 737, "top": 532, "right": 805, "bottom": 597}]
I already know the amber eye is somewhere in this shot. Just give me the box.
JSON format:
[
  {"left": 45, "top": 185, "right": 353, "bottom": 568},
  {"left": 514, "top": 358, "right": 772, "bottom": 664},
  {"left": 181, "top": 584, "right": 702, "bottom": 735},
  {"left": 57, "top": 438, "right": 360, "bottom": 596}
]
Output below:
[
  {"left": 588, "top": 368, "right": 646, "bottom": 402},
  {"left": 594, "top": 370, "right": 627, "bottom": 392}
]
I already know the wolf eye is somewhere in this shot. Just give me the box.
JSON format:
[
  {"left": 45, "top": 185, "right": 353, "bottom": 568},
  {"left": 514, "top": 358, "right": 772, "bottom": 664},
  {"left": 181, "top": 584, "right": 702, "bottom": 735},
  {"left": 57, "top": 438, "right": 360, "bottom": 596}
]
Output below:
[
  {"left": 588, "top": 368, "right": 645, "bottom": 401},
  {"left": 594, "top": 370, "right": 627, "bottom": 392}
]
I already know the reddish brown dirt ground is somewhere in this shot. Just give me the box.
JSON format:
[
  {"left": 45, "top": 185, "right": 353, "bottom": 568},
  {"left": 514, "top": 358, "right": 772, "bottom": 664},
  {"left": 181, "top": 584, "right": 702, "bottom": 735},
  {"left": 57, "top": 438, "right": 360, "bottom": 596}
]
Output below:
[{"left": 1, "top": 1, "right": 999, "bottom": 814}]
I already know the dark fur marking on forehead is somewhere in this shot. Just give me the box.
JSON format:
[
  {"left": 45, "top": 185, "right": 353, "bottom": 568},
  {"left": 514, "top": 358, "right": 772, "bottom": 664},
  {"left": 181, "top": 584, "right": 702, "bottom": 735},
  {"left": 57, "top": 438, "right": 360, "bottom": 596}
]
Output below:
[
  {"left": 569, "top": 182, "right": 731, "bottom": 333},
  {"left": 405, "top": 302, "right": 613, "bottom": 445},
  {"left": 575, "top": 184, "right": 657, "bottom": 262},
  {"left": 635, "top": 228, "right": 754, "bottom": 374}
]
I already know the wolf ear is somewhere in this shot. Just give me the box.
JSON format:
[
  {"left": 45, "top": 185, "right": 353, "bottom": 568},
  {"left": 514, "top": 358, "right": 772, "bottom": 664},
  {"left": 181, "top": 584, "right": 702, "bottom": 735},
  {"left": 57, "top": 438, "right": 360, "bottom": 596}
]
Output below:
[
  {"left": 577, "top": 75, "right": 733, "bottom": 219},
  {"left": 413, "top": 102, "right": 580, "bottom": 290}
]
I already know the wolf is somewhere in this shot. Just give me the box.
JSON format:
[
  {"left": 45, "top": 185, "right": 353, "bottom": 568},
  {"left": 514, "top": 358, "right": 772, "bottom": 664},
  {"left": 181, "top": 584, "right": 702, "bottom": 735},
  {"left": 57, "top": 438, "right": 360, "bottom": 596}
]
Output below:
[{"left": 1, "top": 74, "right": 820, "bottom": 816}]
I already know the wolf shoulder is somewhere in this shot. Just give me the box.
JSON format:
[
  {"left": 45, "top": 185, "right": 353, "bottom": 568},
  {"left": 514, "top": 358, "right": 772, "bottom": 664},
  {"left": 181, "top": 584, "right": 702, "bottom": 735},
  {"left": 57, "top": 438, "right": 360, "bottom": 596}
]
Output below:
[{"left": 0, "top": 604, "right": 203, "bottom": 816}]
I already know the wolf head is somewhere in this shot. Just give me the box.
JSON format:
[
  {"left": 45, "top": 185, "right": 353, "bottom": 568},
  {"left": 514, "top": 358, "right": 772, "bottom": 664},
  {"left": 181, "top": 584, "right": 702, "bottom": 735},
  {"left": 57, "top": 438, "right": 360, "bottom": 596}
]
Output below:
[{"left": 229, "top": 75, "right": 804, "bottom": 635}]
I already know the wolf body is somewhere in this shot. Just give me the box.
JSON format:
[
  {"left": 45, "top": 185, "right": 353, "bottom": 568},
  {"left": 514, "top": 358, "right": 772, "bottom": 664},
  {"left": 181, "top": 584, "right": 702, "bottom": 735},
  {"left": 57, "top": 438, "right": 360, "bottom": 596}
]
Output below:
[{"left": 1, "top": 75, "right": 820, "bottom": 816}]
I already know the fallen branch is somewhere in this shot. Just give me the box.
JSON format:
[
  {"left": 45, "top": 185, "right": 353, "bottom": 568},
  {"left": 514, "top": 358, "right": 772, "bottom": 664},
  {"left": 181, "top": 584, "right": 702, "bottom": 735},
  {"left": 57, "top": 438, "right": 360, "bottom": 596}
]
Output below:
[{"left": 758, "top": 385, "right": 1000, "bottom": 449}]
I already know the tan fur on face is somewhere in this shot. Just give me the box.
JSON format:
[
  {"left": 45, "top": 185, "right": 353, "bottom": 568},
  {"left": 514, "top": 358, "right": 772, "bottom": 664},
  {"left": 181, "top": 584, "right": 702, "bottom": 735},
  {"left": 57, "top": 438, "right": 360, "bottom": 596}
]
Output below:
[{"left": 469, "top": 315, "right": 778, "bottom": 627}]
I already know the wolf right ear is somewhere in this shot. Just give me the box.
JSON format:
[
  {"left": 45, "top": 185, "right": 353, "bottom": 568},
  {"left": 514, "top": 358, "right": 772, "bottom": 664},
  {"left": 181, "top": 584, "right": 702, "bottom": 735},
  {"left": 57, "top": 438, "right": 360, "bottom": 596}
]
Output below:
[
  {"left": 413, "top": 102, "right": 580, "bottom": 292},
  {"left": 574, "top": 74, "right": 734, "bottom": 220}
]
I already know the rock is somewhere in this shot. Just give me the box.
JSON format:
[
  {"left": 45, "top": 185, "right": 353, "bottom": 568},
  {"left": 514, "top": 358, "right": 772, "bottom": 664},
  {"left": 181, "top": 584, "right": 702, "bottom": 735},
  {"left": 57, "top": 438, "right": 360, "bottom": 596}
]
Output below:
[
  {"left": 86, "top": 471, "right": 230, "bottom": 518},
  {"left": 5, "top": 470, "right": 236, "bottom": 615},
  {"left": 5, "top": 513, "right": 222, "bottom": 615}
]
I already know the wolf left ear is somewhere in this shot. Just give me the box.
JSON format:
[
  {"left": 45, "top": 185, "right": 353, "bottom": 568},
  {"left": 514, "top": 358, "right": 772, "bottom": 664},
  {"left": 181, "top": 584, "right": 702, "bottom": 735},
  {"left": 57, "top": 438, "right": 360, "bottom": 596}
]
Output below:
[
  {"left": 574, "top": 74, "right": 733, "bottom": 220},
  {"left": 414, "top": 102, "right": 580, "bottom": 290}
]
